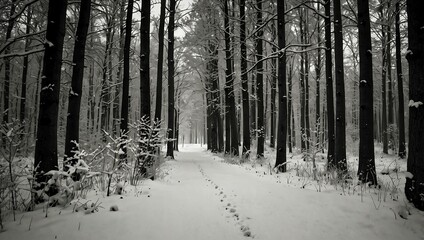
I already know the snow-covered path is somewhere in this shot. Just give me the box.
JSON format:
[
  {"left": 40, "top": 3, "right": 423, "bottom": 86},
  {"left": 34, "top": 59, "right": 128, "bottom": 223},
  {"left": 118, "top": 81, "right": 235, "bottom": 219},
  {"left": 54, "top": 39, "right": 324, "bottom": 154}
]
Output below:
[{"left": 2, "top": 145, "right": 423, "bottom": 240}]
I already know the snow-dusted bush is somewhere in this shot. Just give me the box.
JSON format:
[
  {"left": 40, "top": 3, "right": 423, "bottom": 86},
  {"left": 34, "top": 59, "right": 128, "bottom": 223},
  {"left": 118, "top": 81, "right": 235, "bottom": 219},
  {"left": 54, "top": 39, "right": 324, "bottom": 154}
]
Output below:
[
  {"left": 129, "top": 117, "right": 164, "bottom": 184},
  {"left": 0, "top": 120, "right": 31, "bottom": 229}
]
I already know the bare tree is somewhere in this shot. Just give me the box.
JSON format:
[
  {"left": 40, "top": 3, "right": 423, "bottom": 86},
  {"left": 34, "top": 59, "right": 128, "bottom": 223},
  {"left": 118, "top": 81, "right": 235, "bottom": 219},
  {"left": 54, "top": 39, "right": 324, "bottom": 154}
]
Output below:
[
  {"left": 357, "top": 0, "right": 377, "bottom": 185},
  {"left": 34, "top": 0, "right": 68, "bottom": 183},
  {"left": 405, "top": 0, "right": 424, "bottom": 210},
  {"left": 120, "top": 0, "right": 133, "bottom": 160},
  {"left": 64, "top": 0, "right": 92, "bottom": 170},
  {"left": 275, "top": 0, "right": 287, "bottom": 173},
  {"left": 166, "top": 0, "right": 176, "bottom": 158}
]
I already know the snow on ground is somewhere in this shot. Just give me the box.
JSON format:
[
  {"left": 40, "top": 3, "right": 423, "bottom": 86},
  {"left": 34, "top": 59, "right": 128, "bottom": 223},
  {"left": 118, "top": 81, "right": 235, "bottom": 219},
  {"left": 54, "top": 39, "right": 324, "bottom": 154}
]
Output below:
[{"left": 1, "top": 144, "right": 424, "bottom": 240}]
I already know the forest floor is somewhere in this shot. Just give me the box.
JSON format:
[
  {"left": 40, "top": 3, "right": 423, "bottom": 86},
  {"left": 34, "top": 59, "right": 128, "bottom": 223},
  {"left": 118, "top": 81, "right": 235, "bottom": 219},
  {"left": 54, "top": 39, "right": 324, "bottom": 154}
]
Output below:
[{"left": 1, "top": 144, "right": 424, "bottom": 240}]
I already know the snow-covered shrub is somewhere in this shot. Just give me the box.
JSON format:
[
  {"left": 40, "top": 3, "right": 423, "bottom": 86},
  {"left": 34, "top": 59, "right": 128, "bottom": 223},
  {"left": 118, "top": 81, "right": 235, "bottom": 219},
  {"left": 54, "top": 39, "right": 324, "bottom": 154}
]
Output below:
[
  {"left": 0, "top": 120, "right": 30, "bottom": 227},
  {"left": 129, "top": 117, "right": 164, "bottom": 184}
]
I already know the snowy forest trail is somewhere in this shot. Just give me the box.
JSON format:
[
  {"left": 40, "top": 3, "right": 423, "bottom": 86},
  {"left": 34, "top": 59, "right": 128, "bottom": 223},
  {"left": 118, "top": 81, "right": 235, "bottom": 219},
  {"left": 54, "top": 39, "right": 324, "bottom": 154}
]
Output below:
[
  {"left": 2, "top": 145, "right": 423, "bottom": 240},
  {"left": 170, "top": 146, "right": 423, "bottom": 240}
]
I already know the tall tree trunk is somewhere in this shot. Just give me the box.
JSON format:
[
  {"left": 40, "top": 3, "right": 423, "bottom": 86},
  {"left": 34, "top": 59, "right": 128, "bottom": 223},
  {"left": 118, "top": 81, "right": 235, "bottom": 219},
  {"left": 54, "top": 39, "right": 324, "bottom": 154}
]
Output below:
[
  {"left": 250, "top": 73, "right": 256, "bottom": 140},
  {"left": 240, "top": 0, "right": 250, "bottom": 158},
  {"left": 223, "top": 0, "right": 239, "bottom": 156},
  {"left": 20, "top": 6, "right": 32, "bottom": 124},
  {"left": 299, "top": 9, "right": 306, "bottom": 153},
  {"left": 287, "top": 57, "right": 293, "bottom": 153},
  {"left": 315, "top": 4, "right": 321, "bottom": 149},
  {"left": 113, "top": 1, "right": 126, "bottom": 136},
  {"left": 395, "top": 2, "right": 406, "bottom": 159},
  {"left": 255, "top": 0, "right": 264, "bottom": 158},
  {"left": 386, "top": 10, "right": 394, "bottom": 151},
  {"left": 34, "top": 0, "right": 68, "bottom": 184},
  {"left": 324, "top": 0, "right": 335, "bottom": 168},
  {"left": 166, "top": 0, "right": 176, "bottom": 158},
  {"left": 405, "top": 0, "right": 424, "bottom": 211},
  {"left": 270, "top": 43, "right": 277, "bottom": 149},
  {"left": 206, "top": 90, "right": 213, "bottom": 150},
  {"left": 333, "top": 0, "right": 347, "bottom": 172},
  {"left": 304, "top": 7, "right": 311, "bottom": 152},
  {"left": 120, "top": 0, "right": 134, "bottom": 160},
  {"left": 380, "top": 2, "right": 388, "bottom": 154},
  {"left": 101, "top": 25, "right": 112, "bottom": 138},
  {"left": 275, "top": 0, "right": 287, "bottom": 173},
  {"left": 357, "top": 0, "right": 377, "bottom": 185},
  {"left": 2, "top": 0, "right": 16, "bottom": 145},
  {"left": 88, "top": 18, "right": 96, "bottom": 134},
  {"left": 64, "top": 0, "right": 92, "bottom": 169},
  {"left": 140, "top": 0, "right": 151, "bottom": 120},
  {"left": 154, "top": 0, "right": 166, "bottom": 122}
]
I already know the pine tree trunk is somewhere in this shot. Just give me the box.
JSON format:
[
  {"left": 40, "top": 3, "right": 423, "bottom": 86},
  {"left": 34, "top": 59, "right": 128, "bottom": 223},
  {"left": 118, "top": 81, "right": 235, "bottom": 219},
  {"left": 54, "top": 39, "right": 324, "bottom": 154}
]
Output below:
[
  {"left": 275, "top": 0, "right": 287, "bottom": 173},
  {"left": 34, "top": 0, "right": 68, "bottom": 184},
  {"left": 120, "top": 0, "right": 134, "bottom": 160},
  {"left": 250, "top": 73, "right": 256, "bottom": 140},
  {"left": 255, "top": 0, "right": 264, "bottom": 158},
  {"left": 324, "top": 0, "right": 335, "bottom": 167},
  {"left": 380, "top": 9, "right": 388, "bottom": 154},
  {"left": 166, "top": 0, "right": 176, "bottom": 158},
  {"left": 395, "top": 2, "right": 406, "bottom": 159},
  {"left": 101, "top": 25, "right": 112, "bottom": 138},
  {"left": 387, "top": 27, "right": 394, "bottom": 153},
  {"left": 113, "top": 1, "right": 125, "bottom": 136},
  {"left": 270, "top": 43, "right": 277, "bottom": 149},
  {"left": 140, "top": 0, "right": 151, "bottom": 120},
  {"left": 315, "top": 5, "right": 321, "bottom": 149},
  {"left": 20, "top": 6, "right": 31, "bottom": 124},
  {"left": 154, "top": 0, "right": 166, "bottom": 122},
  {"left": 333, "top": 0, "right": 347, "bottom": 172},
  {"left": 287, "top": 58, "right": 293, "bottom": 153},
  {"left": 357, "top": 0, "right": 377, "bottom": 185},
  {"left": 405, "top": 0, "right": 424, "bottom": 210},
  {"left": 223, "top": 0, "right": 239, "bottom": 156},
  {"left": 64, "top": 0, "right": 91, "bottom": 169},
  {"left": 2, "top": 0, "right": 16, "bottom": 146},
  {"left": 304, "top": 7, "right": 311, "bottom": 152},
  {"left": 88, "top": 18, "right": 96, "bottom": 134},
  {"left": 299, "top": 9, "right": 306, "bottom": 153},
  {"left": 240, "top": 0, "right": 250, "bottom": 158}
]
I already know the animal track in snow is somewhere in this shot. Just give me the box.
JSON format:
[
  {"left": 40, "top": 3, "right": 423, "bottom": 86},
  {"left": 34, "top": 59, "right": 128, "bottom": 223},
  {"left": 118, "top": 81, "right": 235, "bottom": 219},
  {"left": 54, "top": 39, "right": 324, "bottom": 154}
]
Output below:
[{"left": 197, "top": 165, "right": 254, "bottom": 238}]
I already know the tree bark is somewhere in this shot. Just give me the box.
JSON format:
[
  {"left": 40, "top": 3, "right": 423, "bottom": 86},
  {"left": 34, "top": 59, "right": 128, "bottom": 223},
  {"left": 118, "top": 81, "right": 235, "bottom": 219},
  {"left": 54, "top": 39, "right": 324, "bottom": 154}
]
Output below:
[
  {"left": 2, "top": 0, "right": 16, "bottom": 146},
  {"left": 315, "top": 3, "right": 321, "bottom": 149},
  {"left": 380, "top": 2, "right": 388, "bottom": 154},
  {"left": 240, "top": 0, "right": 250, "bottom": 158},
  {"left": 304, "top": 7, "right": 311, "bottom": 152},
  {"left": 166, "top": 0, "right": 176, "bottom": 158},
  {"left": 324, "top": 0, "right": 335, "bottom": 168},
  {"left": 270, "top": 42, "right": 277, "bottom": 149},
  {"left": 223, "top": 0, "right": 239, "bottom": 156},
  {"left": 101, "top": 24, "right": 112, "bottom": 138},
  {"left": 34, "top": 0, "right": 68, "bottom": 183},
  {"left": 154, "top": 0, "right": 166, "bottom": 122},
  {"left": 287, "top": 57, "right": 293, "bottom": 153},
  {"left": 20, "top": 6, "right": 31, "bottom": 123},
  {"left": 255, "top": 0, "right": 264, "bottom": 158},
  {"left": 113, "top": 1, "right": 126, "bottom": 136},
  {"left": 395, "top": 2, "right": 406, "bottom": 159},
  {"left": 275, "top": 0, "right": 287, "bottom": 173},
  {"left": 333, "top": 0, "right": 347, "bottom": 172},
  {"left": 120, "top": 0, "right": 134, "bottom": 160},
  {"left": 299, "top": 9, "right": 306, "bottom": 153},
  {"left": 140, "top": 0, "right": 151, "bottom": 120},
  {"left": 64, "top": 0, "right": 92, "bottom": 169},
  {"left": 357, "top": 0, "right": 377, "bottom": 185},
  {"left": 405, "top": 0, "right": 424, "bottom": 210}
]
